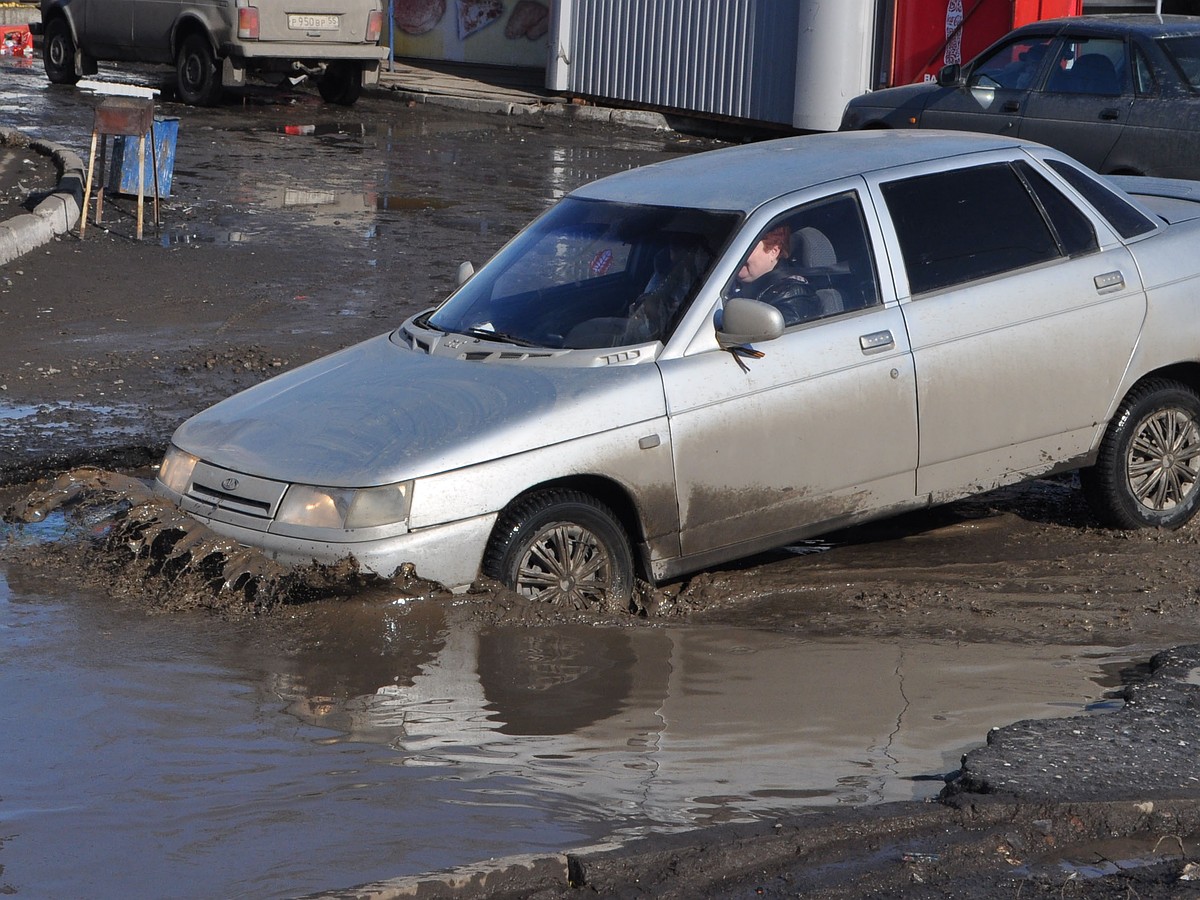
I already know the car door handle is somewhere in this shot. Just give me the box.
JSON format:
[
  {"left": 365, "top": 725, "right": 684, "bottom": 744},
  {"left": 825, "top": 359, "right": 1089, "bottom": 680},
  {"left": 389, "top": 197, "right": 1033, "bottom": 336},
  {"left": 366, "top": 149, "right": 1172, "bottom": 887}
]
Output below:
[
  {"left": 1099, "top": 107, "right": 1121, "bottom": 121},
  {"left": 860, "top": 330, "right": 895, "bottom": 353},
  {"left": 1094, "top": 271, "right": 1125, "bottom": 292},
  {"left": 1001, "top": 101, "right": 1020, "bottom": 113}
]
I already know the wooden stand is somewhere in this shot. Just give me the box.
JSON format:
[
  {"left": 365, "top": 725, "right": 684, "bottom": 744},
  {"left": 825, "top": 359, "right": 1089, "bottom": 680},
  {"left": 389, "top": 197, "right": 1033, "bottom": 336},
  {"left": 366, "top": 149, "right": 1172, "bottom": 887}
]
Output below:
[{"left": 80, "top": 97, "right": 161, "bottom": 240}]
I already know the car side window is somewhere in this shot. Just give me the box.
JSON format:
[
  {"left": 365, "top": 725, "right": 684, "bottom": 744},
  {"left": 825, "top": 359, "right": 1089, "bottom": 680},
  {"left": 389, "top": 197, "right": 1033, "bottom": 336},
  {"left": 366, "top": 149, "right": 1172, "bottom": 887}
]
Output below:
[
  {"left": 1014, "top": 161, "right": 1099, "bottom": 258},
  {"left": 725, "top": 192, "right": 881, "bottom": 327},
  {"left": 1045, "top": 159, "right": 1158, "bottom": 239},
  {"left": 1044, "top": 38, "right": 1126, "bottom": 95},
  {"left": 1160, "top": 35, "right": 1200, "bottom": 91},
  {"left": 1133, "top": 46, "right": 1157, "bottom": 95},
  {"left": 880, "top": 163, "right": 1062, "bottom": 296},
  {"left": 969, "top": 36, "right": 1055, "bottom": 90}
]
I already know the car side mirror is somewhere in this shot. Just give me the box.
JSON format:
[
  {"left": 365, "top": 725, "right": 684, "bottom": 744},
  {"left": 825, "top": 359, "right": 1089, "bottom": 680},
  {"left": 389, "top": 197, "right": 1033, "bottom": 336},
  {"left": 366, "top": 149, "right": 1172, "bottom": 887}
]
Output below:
[
  {"left": 456, "top": 261, "right": 475, "bottom": 286},
  {"left": 715, "top": 298, "right": 785, "bottom": 350},
  {"left": 936, "top": 63, "right": 961, "bottom": 87}
]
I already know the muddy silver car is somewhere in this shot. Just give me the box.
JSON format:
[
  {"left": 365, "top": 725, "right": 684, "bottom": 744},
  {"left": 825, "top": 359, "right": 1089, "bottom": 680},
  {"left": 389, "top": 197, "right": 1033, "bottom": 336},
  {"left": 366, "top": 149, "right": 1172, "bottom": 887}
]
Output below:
[
  {"left": 36, "top": 0, "right": 386, "bottom": 105},
  {"left": 156, "top": 130, "right": 1200, "bottom": 607}
]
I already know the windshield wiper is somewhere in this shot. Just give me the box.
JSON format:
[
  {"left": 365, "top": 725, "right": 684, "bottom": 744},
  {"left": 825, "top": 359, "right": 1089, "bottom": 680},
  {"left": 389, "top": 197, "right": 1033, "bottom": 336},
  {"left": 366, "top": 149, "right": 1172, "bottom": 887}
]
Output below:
[{"left": 458, "top": 327, "right": 541, "bottom": 348}]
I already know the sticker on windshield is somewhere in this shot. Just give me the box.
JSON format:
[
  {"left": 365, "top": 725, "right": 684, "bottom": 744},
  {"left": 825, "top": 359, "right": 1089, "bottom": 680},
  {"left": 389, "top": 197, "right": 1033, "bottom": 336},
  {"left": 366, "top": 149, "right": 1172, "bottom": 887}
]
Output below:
[{"left": 590, "top": 249, "right": 613, "bottom": 276}]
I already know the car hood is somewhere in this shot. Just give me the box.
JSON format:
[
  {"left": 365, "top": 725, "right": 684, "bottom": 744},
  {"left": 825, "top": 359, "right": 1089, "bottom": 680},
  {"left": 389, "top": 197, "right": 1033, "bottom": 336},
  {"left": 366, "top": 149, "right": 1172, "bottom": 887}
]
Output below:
[
  {"left": 170, "top": 333, "right": 668, "bottom": 486},
  {"left": 842, "top": 82, "right": 937, "bottom": 124}
]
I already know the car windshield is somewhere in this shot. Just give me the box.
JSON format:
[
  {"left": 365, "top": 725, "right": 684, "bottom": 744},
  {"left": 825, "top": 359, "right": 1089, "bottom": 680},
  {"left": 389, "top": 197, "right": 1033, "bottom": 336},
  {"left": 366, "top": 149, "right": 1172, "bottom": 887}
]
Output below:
[
  {"left": 427, "top": 198, "right": 740, "bottom": 349},
  {"left": 1160, "top": 35, "right": 1200, "bottom": 90}
]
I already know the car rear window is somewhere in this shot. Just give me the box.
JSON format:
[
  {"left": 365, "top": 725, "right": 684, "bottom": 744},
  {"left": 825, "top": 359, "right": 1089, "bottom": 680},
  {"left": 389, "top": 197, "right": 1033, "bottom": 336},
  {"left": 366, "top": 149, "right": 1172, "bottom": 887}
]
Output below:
[
  {"left": 1045, "top": 159, "right": 1158, "bottom": 239},
  {"left": 879, "top": 163, "right": 1062, "bottom": 295}
]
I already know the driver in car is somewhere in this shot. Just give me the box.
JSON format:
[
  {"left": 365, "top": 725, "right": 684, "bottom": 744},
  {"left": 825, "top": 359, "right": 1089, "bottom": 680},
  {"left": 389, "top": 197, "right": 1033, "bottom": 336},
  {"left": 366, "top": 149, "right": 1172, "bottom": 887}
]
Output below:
[{"left": 727, "top": 224, "right": 816, "bottom": 325}]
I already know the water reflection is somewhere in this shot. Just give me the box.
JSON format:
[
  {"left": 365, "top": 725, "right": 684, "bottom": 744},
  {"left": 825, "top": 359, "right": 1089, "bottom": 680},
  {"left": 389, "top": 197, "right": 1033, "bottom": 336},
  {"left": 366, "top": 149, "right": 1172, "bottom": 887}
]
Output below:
[
  {"left": 0, "top": 553, "right": 1136, "bottom": 898},
  {"left": 278, "top": 619, "right": 1127, "bottom": 826}
]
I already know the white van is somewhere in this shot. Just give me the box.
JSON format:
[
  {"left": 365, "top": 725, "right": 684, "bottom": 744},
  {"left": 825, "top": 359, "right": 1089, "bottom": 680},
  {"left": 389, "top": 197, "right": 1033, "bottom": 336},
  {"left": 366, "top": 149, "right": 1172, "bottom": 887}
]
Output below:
[{"left": 35, "top": 0, "right": 388, "bottom": 106}]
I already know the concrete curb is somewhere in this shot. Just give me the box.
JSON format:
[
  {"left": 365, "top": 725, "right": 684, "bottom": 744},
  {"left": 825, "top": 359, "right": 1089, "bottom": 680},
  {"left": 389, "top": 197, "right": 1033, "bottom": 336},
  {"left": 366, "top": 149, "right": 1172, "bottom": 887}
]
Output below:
[
  {"left": 372, "top": 83, "right": 673, "bottom": 131},
  {"left": 0, "top": 126, "right": 84, "bottom": 267}
]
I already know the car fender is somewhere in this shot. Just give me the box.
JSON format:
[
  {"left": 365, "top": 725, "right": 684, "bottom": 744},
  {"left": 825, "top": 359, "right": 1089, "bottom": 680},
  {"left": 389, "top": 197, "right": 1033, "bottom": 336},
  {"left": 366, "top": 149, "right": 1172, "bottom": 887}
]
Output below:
[
  {"left": 170, "top": 14, "right": 222, "bottom": 60},
  {"left": 408, "top": 414, "right": 682, "bottom": 564},
  {"left": 1109, "top": 222, "right": 1200, "bottom": 412}
]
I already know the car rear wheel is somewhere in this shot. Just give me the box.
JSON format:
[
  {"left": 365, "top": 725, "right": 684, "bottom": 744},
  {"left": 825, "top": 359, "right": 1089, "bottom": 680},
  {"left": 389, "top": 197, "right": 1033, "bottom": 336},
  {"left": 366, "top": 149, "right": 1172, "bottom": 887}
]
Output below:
[
  {"left": 175, "top": 34, "right": 222, "bottom": 106},
  {"left": 483, "top": 490, "right": 635, "bottom": 610},
  {"left": 1082, "top": 378, "right": 1200, "bottom": 529},
  {"left": 44, "top": 17, "right": 80, "bottom": 85},
  {"left": 318, "top": 62, "right": 363, "bottom": 106}
]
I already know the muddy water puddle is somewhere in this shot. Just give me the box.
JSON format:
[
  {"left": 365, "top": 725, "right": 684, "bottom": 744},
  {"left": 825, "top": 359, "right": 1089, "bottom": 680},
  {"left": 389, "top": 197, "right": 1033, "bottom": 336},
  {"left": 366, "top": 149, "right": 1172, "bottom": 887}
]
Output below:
[{"left": 0, "top": 543, "right": 1142, "bottom": 898}]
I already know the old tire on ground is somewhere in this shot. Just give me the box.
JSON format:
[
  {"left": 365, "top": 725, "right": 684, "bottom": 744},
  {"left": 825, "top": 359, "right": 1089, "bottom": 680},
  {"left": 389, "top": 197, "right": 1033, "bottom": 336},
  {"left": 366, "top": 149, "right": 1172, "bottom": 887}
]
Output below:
[
  {"left": 318, "top": 62, "right": 363, "bottom": 105},
  {"left": 483, "top": 490, "right": 635, "bottom": 610},
  {"left": 175, "top": 33, "right": 222, "bottom": 106},
  {"left": 1082, "top": 378, "right": 1200, "bottom": 529},
  {"left": 43, "top": 17, "right": 80, "bottom": 85}
]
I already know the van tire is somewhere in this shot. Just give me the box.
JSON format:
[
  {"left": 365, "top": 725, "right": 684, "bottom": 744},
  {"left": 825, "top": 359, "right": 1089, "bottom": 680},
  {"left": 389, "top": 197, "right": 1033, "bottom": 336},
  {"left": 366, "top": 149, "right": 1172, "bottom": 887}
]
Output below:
[
  {"left": 318, "top": 61, "right": 363, "bottom": 106},
  {"left": 175, "top": 33, "right": 222, "bottom": 106},
  {"left": 44, "top": 17, "right": 81, "bottom": 85}
]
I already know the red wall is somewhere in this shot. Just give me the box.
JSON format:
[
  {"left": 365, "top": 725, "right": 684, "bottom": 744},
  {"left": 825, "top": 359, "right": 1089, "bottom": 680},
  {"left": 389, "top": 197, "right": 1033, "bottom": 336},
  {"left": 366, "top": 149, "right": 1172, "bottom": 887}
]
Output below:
[{"left": 890, "top": 0, "right": 1082, "bottom": 86}]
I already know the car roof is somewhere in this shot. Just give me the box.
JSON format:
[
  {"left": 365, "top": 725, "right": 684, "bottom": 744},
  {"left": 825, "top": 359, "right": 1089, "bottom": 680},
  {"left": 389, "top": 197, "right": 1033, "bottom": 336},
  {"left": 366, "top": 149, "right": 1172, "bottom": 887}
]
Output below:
[
  {"left": 1016, "top": 14, "right": 1200, "bottom": 39},
  {"left": 569, "top": 130, "right": 1028, "bottom": 213}
]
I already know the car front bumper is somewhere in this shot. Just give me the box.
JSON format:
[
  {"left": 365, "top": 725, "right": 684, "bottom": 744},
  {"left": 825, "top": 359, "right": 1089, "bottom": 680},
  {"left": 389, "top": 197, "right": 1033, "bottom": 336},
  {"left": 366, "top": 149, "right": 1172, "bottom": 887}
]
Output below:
[{"left": 175, "top": 502, "right": 497, "bottom": 590}]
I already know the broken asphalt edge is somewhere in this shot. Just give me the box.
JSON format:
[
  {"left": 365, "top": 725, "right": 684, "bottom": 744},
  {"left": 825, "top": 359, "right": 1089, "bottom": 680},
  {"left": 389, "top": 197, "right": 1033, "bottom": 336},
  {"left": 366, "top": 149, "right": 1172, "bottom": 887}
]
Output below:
[{"left": 0, "top": 125, "right": 83, "bottom": 267}]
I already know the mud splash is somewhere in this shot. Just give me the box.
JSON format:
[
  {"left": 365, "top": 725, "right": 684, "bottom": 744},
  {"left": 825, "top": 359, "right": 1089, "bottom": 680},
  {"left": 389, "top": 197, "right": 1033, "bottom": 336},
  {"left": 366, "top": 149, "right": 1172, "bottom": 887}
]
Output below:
[{"left": 2, "top": 467, "right": 451, "bottom": 615}]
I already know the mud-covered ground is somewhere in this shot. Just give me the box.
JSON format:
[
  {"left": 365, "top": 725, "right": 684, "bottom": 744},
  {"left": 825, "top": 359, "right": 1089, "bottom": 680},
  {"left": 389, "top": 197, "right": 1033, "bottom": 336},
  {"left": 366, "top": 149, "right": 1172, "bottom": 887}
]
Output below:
[{"left": 4, "top": 107, "right": 1200, "bottom": 896}]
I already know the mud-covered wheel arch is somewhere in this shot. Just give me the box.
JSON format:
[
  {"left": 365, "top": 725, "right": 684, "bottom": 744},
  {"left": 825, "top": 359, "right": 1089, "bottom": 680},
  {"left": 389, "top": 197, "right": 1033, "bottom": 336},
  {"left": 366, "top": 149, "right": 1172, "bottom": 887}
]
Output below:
[
  {"left": 1082, "top": 376, "right": 1200, "bottom": 529},
  {"left": 482, "top": 487, "right": 637, "bottom": 612}
]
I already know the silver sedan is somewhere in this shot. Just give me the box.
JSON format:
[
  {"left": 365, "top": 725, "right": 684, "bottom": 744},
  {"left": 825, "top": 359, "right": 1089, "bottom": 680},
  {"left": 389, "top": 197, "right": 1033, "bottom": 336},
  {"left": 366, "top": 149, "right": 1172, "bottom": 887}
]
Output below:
[{"left": 156, "top": 130, "right": 1200, "bottom": 608}]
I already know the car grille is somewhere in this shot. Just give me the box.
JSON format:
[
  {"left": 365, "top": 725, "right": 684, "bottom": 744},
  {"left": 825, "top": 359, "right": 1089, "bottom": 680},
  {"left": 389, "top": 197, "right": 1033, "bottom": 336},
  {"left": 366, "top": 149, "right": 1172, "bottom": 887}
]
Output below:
[{"left": 186, "top": 462, "right": 289, "bottom": 520}]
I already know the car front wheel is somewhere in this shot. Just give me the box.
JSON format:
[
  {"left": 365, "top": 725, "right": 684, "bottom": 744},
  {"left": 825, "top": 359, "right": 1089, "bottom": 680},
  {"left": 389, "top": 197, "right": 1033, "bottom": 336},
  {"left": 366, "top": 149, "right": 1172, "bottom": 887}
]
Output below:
[
  {"left": 318, "top": 61, "right": 363, "bottom": 105},
  {"left": 1082, "top": 378, "right": 1200, "bottom": 529},
  {"left": 44, "top": 17, "right": 80, "bottom": 85},
  {"left": 483, "top": 489, "right": 635, "bottom": 611},
  {"left": 175, "top": 34, "right": 222, "bottom": 106}
]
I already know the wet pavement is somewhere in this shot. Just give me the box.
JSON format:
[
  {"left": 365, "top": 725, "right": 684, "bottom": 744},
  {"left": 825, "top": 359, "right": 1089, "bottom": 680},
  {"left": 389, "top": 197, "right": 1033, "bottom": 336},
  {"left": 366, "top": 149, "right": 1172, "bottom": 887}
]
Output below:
[{"left": 5, "top": 48, "right": 1200, "bottom": 899}]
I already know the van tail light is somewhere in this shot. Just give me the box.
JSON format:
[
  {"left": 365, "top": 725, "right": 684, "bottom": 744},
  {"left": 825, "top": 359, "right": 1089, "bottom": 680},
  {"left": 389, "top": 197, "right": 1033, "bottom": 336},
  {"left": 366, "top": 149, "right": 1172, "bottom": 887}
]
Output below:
[
  {"left": 238, "top": 7, "right": 260, "bottom": 39},
  {"left": 366, "top": 11, "right": 384, "bottom": 42}
]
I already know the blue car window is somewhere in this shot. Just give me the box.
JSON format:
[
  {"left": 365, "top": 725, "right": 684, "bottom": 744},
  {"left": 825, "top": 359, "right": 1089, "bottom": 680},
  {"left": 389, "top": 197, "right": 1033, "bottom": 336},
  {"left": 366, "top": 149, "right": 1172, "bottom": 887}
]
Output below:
[
  {"left": 1160, "top": 35, "right": 1200, "bottom": 91},
  {"left": 1044, "top": 39, "right": 1125, "bottom": 96}
]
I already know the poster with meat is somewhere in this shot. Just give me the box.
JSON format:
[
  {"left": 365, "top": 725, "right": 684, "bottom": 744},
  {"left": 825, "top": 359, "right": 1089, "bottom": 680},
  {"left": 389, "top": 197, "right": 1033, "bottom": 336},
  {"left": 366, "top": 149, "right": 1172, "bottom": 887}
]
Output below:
[{"left": 391, "top": 0, "right": 549, "bottom": 67}]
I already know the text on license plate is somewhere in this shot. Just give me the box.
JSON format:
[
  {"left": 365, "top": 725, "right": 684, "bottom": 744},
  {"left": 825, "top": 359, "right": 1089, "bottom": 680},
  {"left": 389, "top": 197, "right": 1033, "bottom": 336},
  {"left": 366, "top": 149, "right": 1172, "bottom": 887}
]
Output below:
[{"left": 288, "top": 14, "right": 339, "bottom": 30}]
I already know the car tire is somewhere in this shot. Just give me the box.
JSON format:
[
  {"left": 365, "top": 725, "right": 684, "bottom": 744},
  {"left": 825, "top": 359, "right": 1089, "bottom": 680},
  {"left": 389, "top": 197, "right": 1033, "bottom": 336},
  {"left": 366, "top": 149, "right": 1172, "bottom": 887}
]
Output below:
[
  {"left": 483, "top": 489, "right": 635, "bottom": 610},
  {"left": 175, "top": 33, "right": 222, "bottom": 106},
  {"left": 1082, "top": 378, "right": 1200, "bottom": 529},
  {"left": 43, "top": 17, "right": 81, "bottom": 85},
  {"left": 318, "top": 62, "right": 363, "bottom": 106}
]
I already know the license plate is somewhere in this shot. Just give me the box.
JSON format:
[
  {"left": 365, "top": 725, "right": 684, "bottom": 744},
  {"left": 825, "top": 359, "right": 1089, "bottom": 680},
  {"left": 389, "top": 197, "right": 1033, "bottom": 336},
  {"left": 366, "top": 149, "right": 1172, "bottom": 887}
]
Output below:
[{"left": 288, "top": 14, "right": 339, "bottom": 30}]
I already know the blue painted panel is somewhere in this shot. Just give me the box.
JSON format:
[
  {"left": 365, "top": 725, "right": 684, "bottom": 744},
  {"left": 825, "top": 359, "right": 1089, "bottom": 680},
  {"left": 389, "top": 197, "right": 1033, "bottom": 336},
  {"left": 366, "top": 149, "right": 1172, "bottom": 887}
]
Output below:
[{"left": 108, "top": 117, "right": 179, "bottom": 198}]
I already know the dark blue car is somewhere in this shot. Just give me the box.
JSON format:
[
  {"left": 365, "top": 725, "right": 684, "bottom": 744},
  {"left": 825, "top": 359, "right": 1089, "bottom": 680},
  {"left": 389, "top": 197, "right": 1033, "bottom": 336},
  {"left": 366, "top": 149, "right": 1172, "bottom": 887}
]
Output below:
[{"left": 841, "top": 15, "right": 1200, "bottom": 179}]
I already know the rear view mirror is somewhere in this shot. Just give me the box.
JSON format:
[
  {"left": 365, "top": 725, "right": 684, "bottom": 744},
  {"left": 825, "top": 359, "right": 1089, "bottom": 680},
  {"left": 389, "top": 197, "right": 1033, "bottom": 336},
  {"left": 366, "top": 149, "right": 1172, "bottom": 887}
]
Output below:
[
  {"left": 937, "top": 63, "right": 961, "bottom": 87},
  {"left": 715, "top": 298, "right": 785, "bottom": 350},
  {"left": 456, "top": 261, "right": 475, "bottom": 286}
]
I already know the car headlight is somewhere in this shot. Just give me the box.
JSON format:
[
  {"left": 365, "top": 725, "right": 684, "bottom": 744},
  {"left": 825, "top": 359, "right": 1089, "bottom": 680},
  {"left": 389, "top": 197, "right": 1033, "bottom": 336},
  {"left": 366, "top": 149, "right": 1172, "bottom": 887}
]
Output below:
[
  {"left": 158, "top": 445, "right": 199, "bottom": 494},
  {"left": 275, "top": 481, "right": 413, "bottom": 530}
]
